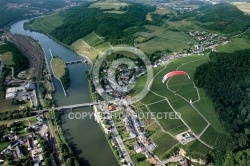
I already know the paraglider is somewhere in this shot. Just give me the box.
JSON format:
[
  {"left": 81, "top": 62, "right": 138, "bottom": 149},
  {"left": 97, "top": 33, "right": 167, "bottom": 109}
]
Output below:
[{"left": 162, "top": 70, "right": 190, "bottom": 83}]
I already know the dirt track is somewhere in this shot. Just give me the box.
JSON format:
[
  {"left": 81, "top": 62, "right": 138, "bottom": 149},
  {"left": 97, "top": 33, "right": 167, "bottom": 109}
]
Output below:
[{"left": 4, "top": 30, "right": 44, "bottom": 81}]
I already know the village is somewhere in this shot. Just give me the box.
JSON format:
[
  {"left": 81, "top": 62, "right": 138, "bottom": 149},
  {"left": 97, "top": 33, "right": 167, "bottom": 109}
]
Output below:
[
  {"left": 93, "top": 99, "right": 197, "bottom": 166},
  {"left": 189, "top": 31, "right": 229, "bottom": 52},
  {"left": 0, "top": 115, "right": 50, "bottom": 166}
]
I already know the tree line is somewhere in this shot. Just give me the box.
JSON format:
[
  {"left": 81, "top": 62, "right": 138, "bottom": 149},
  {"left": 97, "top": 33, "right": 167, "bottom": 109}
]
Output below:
[
  {"left": 194, "top": 49, "right": 250, "bottom": 165},
  {"left": 170, "top": 3, "right": 250, "bottom": 35},
  {"left": 50, "top": 3, "right": 162, "bottom": 45},
  {"left": 0, "top": 42, "right": 29, "bottom": 76}
]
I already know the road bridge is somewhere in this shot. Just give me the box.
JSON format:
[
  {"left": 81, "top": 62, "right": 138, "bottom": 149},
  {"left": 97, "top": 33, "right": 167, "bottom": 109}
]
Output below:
[{"left": 34, "top": 102, "right": 100, "bottom": 113}]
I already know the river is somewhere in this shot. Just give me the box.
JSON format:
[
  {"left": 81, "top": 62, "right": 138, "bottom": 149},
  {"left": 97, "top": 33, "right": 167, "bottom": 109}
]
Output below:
[{"left": 10, "top": 20, "right": 118, "bottom": 166}]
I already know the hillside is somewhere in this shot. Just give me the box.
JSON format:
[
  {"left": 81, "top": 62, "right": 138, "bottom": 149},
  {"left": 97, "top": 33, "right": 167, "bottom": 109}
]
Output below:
[
  {"left": 194, "top": 50, "right": 250, "bottom": 165},
  {"left": 50, "top": 3, "right": 158, "bottom": 45},
  {"left": 170, "top": 3, "right": 250, "bottom": 35}
]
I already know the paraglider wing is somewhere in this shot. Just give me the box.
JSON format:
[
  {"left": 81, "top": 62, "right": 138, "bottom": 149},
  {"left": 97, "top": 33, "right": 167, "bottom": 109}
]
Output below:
[{"left": 162, "top": 71, "right": 190, "bottom": 83}]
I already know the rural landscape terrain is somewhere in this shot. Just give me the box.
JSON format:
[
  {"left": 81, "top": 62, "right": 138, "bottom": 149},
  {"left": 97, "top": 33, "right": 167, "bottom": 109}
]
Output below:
[{"left": 0, "top": 0, "right": 250, "bottom": 166}]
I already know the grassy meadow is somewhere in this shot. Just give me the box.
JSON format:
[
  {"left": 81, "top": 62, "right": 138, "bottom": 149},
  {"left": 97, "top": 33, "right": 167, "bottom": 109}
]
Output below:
[{"left": 51, "top": 57, "right": 66, "bottom": 79}]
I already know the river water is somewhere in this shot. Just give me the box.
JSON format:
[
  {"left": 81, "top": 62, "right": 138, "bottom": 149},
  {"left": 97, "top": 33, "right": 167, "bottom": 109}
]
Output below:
[{"left": 10, "top": 20, "right": 118, "bottom": 166}]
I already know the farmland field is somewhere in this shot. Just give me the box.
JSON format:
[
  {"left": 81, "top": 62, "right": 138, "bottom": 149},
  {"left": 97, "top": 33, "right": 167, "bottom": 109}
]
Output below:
[
  {"left": 200, "top": 126, "right": 228, "bottom": 151},
  {"left": 186, "top": 140, "right": 212, "bottom": 156},
  {"left": 138, "top": 36, "right": 190, "bottom": 54},
  {"left": 26, "top": 12, "right": 64, "bottom": 34},
  {"left": 71, "top": 33, "right": 111, "bottom": 62},
  {"left": 82, "top": 32, "right": 104, "bottom": 47},
  {"left": 232, "top": 2, "right": 250, "bottom": 14},
  {"left": 147, "top": 100, "right": 187, "bottom": 135},
  {"left": 135, "top": 55, "right": 226, "bottom": 155},
  {"left": 217, "top": 37, "right": 250, "bottom": 53},
  {"left": 152, "top": 131, "right": 179, "bottom": 158},
  {"left": 89, "top": 0, "right": 129, "bottom": 10}
]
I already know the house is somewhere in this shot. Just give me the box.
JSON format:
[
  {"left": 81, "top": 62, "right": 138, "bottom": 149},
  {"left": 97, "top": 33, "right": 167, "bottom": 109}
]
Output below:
[
  {"left": 25, "top": 82, "right": 35, "bottom": 91},
  {"left": 37, "top": 116, "right": 43, "bottom": 122},
  {"left": 5, "top": 87, "right": 17, "bottom": 99},
  {"left": 129, "top": 132, "right": 136, "bottom": 139},
  {"left": 183, "top": 159, "right": 192, "bottom": 166},
  {"left": 108, "top": 104, "right": 116, "bottom": 111},
  {"left": 13, "top": 145, "right": 23, "bottom": 159},
  {"left": 134, "top": 143, "right": 142, "bottom": 153}
]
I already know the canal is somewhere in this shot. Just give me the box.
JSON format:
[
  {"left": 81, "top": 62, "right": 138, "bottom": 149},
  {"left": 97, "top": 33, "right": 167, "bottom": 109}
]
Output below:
[{"left": 10, "top": 20, "right": 118, "bottom": 166}]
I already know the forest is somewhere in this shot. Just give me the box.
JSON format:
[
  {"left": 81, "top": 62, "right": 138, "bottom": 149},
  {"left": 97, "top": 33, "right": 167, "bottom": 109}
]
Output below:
[
  {"left": 170, "top": 3, "right": 250, "bottom": 35},
  {"left": 60, "top": 68, "right": 70, "bottom": 90},
  {"left": 194, "top": 50, "right": 250, "bottom": 165},
  {"left": 50, "top": 3, "right": 162, "bottom": 45}
]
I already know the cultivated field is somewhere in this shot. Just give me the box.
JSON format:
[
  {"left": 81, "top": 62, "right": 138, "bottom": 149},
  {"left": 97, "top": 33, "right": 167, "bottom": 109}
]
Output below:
[
  {"left": 136, "top": 25, "right": 195, "bottom": 54},
  {"left": 147, "top": 101, "right": 188, "bottom": 135},
  {"left": 71, "top": 32, "right": 111, "bottom": 62},
  {"left": 136, "top": 55, "right": 227, "bottom": 156},
  {"left": 232, "top": 2, "right": 250, "bottom": 14},
  {"left": 186, "top": 140, "right": 211, "bottom": 156},
  {"left": 51, "top": 57, "right": 66, "bottom": 79},
  {"left": 89, "top": 0, "right": 129, "bottom": 11},
  {"left": 217, "top": 37, "right": 250, "bottom": 53},
  {"left": 26, "top": 12, "right": 64, "bottom": 34},
  {"left": 152, "top": 131, "right": 179, "bottom": 159}
]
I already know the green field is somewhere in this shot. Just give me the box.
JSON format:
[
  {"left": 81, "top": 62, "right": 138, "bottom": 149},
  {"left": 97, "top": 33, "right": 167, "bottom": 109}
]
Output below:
[
  {"left": 136, "top": 55, "right": 226, "bottom": 155},
  {"left": 26, "top": 12, "right": 64, "bottom": 34},
  {"left": 1, "top": 52, "right": 14, "bottom": 66},
  {"left": 51, "top": 57, "right": 66, "bottom": 79},
  {"left": 217, "top": 37, "right": 250, "bottom": 53},
  {"left": 71, "top": 32, "right": 111, "bottom": 62},
  {"left": 0, "top": 141, "right": 9, "bottom": 152},
  {"left": 152, "top": 131, "right": 179, "bottom": 158},
  {"left": 200, "top": 126, "right": 228, "bottom": 151},
  {"left": 147, "top": 101, "right": 188, "bottom": 135},
  {"left": 82, "top": 32, "right": 104, "bottom": 47},
  {"left": 186, "top": 140, "right": 212, "bottom": 156},
  {"left": 0, "top": 93, "right": 19, "bottom": 112},
  {"left": 138, "top": 36, "right": 190, "bottom": 54}
]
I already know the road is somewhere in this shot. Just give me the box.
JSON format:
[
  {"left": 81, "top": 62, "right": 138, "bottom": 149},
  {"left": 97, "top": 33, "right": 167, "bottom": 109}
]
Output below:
[
  {"left": 127, "top": 107, "right": 165, "bottom": 166},
  {"left": 45, "top": 113, "right": 64, "bottom": 166},
  {"left": 34, "top": 102, "right": 100, "bottom": 113},
  {"left": 104, "top": 109, "right": 133, "bottom": 165}
]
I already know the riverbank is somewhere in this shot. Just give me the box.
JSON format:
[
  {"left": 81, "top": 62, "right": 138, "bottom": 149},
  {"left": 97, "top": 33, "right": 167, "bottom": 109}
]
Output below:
[
  {"left": 23, "top": 20, "right": 93, "bottom": 65},
  {"left": 11, "top": 19, "right": 119, "bottom": 166}
]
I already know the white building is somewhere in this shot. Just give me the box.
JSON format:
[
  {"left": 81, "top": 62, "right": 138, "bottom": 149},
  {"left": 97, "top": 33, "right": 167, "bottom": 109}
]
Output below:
[{"left": 5, "top": 87, "right": 17, "bottom": 99}]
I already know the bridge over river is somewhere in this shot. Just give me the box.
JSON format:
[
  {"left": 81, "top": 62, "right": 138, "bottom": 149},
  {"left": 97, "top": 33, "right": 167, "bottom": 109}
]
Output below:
[{"left": 34, "top": 102, "right": 100, "bottom": 113}]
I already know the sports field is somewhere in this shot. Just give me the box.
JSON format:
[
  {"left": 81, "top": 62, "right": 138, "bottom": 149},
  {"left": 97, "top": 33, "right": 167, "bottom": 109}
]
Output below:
[
  {"left": 51, "top": 57, "right": 66, "bottom": 79},
  {"left": 136, "top": 55, "right": 227, "bottom": 157}
]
